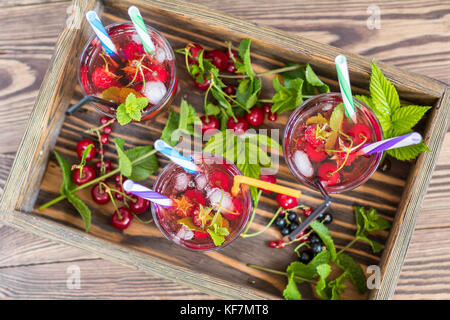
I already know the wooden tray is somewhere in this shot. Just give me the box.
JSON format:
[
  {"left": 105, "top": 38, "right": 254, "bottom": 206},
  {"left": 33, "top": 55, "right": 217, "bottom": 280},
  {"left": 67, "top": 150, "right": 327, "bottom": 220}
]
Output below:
[{"left": 0, "top": 0, "right": 449, "bottom": 300}]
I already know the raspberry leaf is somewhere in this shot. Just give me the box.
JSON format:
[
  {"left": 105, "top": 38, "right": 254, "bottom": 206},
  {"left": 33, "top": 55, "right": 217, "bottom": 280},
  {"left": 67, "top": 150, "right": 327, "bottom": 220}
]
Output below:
[
  {"left": 386, "top": 141, "right": 430, "bottom": 161},
  {"left": 391, "top": 105, "right": 431, "bottom": 136},
  {"left": 369, "top": 62, "right": 400, "bottom": 116}
]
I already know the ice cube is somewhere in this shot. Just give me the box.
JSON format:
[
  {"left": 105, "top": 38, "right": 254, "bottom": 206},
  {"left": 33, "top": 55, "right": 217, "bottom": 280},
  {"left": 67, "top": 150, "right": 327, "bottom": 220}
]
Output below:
[
  {"left": 174, "top": 172, "right": 189, "bottom": 192},
  {"left": 155, "top": 48, "right": 166, "bottom": 63},
  {"left": 207, "top": 188, "right": 234, "bottom": 211},
  {"left": 176, "top": 225, "right": 194, "bottom": 240},
  {"left": 143, "top": 81, "right": 167, "bottom": 105},
  {"left": 293, "top": 150, "right": 314, "bottom": 178},
  {"left": 194, "top": 174, "right": 208, "bottom": 191}
]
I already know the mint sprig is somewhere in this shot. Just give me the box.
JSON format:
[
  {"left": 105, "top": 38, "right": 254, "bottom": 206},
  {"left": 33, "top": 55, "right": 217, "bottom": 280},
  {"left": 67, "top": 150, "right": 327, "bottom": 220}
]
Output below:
[
  {"left": 116, "top": 93, "right": 149, "bottom": 125},
  {"left": 356, "top": 62, "right": 431, "bottom": 161}
]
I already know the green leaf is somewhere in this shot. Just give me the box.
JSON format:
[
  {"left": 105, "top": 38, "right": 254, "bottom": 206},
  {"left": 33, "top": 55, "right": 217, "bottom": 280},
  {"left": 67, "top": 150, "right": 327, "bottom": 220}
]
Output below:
[
  {"left": 271, "top": 77, "right": 303, "bottom": 114},
  {"left": 386, "top": 141, "right": 430, "bottom": 161},
  {"left": 124, "top": 145, "right": 158, "bottom": 181},
  {"left": 336, "top": 253, "right": 367, "bottom": 294},
  {"left": 315, "top": 264, "right": 332, "bottom": 300},
  {"left": 355, "top": 95, "right": 392, "bottom": 134},
  {"left": 207, "top": 228, "right": 226, "bottom": 246},
  {"left": 236, "top": 38, "right": 254, "bottom": 80},
  {"left": 236, "top": 78, "right": 261, "bottom": 111},
  {"left": 391, "top": 105, "right": 431, "bottom": 136},
  {"left": 160, "top": 111, "right": 180, "bottom": 146},
  {"left": 327, "top": 271, "right": 348, "bottom": 300},
  {"left": 354, "top": 206, "right": 390, "bottom": 253},
  {"left": 204, "top": 102, "right": 221, "bottom": 117},
  {"left": 66, "top": 192, "right": 91, "bottom": 233},
  {"left": 116, "top": 93, "right": 149, "bottom": 125},
  {"left": 369, "top": 62, "right": 400, "bottom": 116},
  {"left": 79, "top": 144, "right": 92, "bottom": 168},
  {"left": 114, "top": 138, "right": 132, "bottom": 177},
  {"left": 116, "top": 104, "right": 132, "bottom": 125},
  {"left": 283, "top": 273, "right": 302, "bottom": 300},
  {"left": 286, "top": 250, "right": 330, "bottom": 282},
  {"left": 304, "top": 64, "right": 330, "bottom": 94},
  {"left": 310, "top": 220, "right": 337, "bottom": 261},
  {"left": 53, "top": 150, "right": 75, "bottom": 194}
]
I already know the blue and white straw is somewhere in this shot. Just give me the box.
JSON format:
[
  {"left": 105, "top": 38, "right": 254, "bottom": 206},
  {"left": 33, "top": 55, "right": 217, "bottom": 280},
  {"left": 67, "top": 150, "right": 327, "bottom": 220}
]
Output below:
[
  {"left": 123, "top": 180, "right": 173, "bottom": 207},
  {"left": 154, "top": 139, "right": 198, "bottom": 174},
  {"left": 86, "top": 11, "right": 118, "bottom": 57}
]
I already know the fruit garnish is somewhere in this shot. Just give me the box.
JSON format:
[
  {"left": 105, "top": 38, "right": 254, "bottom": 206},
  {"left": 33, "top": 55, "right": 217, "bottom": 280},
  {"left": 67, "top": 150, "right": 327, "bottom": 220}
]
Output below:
[
  {"left": 173, "top": 196, "right": 193, "bottom": 217},
  {"left": 195, "top": 204, "right": 213, "bottom": 229},
  {"left": 347, "top": 123, "right": 371, "bottom": 145},
  {"left": 193, "top": 230, "right": 210, "bottom": 239},
  {"left": 208, "top": 171, "right": 231, "bottom": 192},
  {"left": 116, "top": 92, "right": 149, "bottom": 125},
  {"left": 306, "top": 113, "right": 327, "bottom": 125},
  {"left": 123, "top": 42, "right": 144, "bottom": 60},
  {"left": 92, "top": 67, "right": 120, "bottom": 90},
  {"left": 102, "top": 86, "right": 143, "bottom": 104},
  {"left": 317, "top": 162, "right": 341, "bottom": 186},
  {"left": 305, "top": 143, "right": 328, "bottom": 162},
  {"left": 304, "top": 124, "right": 325, "bottom": 146},
  {"left": 184, "top": 189, "right": 206, "bottom": 206}
]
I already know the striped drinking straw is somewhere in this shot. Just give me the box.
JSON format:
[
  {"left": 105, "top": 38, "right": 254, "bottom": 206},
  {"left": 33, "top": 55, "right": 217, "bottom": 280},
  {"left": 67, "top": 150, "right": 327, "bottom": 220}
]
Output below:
[
  {"left": 356, "top": 132, "right": 423, "bottom": 155},
  {"left": 85, "top": 11, "right": 119, "bottom": 59},
  {"left": 154, "top": 139, "right": 199, "bottom": 174},
  {"left": 335, "top": 54, "right": 357, "bottom": 123},
  {"left": 128, "top": 6, "right": 155, "bottom": 55},
  {"left": 123, "top": 180, "right": 173, "bottom": 207}
]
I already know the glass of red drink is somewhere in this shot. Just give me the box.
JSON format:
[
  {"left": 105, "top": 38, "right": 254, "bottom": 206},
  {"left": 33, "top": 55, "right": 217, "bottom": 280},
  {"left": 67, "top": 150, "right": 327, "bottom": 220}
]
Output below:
[
  {"left": 152, "top": 153, "right": 252, "bottom": 251},
  {"left": 283, "top": 93, "right": 383, "bottom": 194},
  {"left": 78, "top": 21, "right": 178, "bottom": 120}
]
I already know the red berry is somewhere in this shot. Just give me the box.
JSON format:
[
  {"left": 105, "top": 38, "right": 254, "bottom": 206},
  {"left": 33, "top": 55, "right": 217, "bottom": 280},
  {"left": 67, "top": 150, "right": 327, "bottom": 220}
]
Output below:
[
  {"left": 305, "top": 124, "right": 324, "bottom": 146},
  {"left": 114, "top": 183, "right": 124, "bottom": 201},
  {"left": 193, "top": 74, "right": 211, "bottom": 91},
  {"left": 245, "top": 107, "right": 265, "bottom": 127},
  {"left": 226, "top": 116, "right": 249, "bottom": 135},
  {"left": 298, "top": 232, "right": 309, "bottom": 242},
  {"left": 100, "top": 134, "right": 109, "bottom": 145},
  {"left": 200, "top": 115, "right": 220, "bottom": 135},
  {"left": 205, "top": 50, "right": 228, "bottom": 71},
  {"left": 76, "top": 139, "right": 96, "bottom": 161},
  {"left": 95, "top": 160, "right": 112, "bottom": 172},
  {"left": 263, "top": 104, "right": 272, "bottom": 114},
  {"left": 225, "top": 49, "right": 238, "bottom": 61},
  {"left": 276, "top": 240, "right": 285, "bottom": 248},
  {"left": 103, "top": 126, "right": 112, "bottom": 135},
  {"left": 209, "top": 171, "right": 231, "bottom": 192},
  {"left": 338, "top": 151, "right": 357, "bottom": 166},
  {"left": 318, "top": 162, "right": 341, "bottom": 186},
  {"left": 100, "top": 116, "right": 112, "bottom": 125},
  {"left": 305, "top": 143, "right": 328, "bottom": 162},
  {"left": 188, "top": 43, "right": 203, "bottom": 65},
  {"left": 347, "top": 123, "right": 371, "bottom": 145},
  {"left": 226, "top": 63, "right": 236, "bottom": 73},
  {"left": 129, "top": 195, "right": 150, "bottom": 214},
  {"left": 193, "top": 230, "right": 210, "bottom": 239},
  {"left": 276, "top": 194, "right": 298, "bottom": 209},
  {"left": 223, "top": 198, "right": 242, "bottom": 220},
  {"left": 111, "top": 207, "right": 133, "bottom": 230},
  {"left": 267, "top": 111, "right": 277, "bottom": 122},
  {"left": 259, "top": 174, "right": 277, "bottom": 193},
  {"left": 114, "top": 174, "right": 123, "bottom": 184},
  {"left": 72, "top": 164, "right": 97, "bottom": 186},
  {"left": 92, "top": 67, "right": 117, "bottom": 90},
  {"left": 123, "top": 42, "right": 144, "bottom": 60},
  {"left": 269, "top": 240, "right": 278, "bottom": 248},
  {"left": 184, "top": 190, "right": 206, "bottom": 206},
  {"left": 144, "top": 63, "right": 168, "bottom": 83},
  {"left": 91, "top": 183, "right": 110, "bottom": 205},
  {"left": 224, "top": 84, "right": 236, "bottom": 95},
  {"left": 192, "top": 212, "right": 203, "bottom": 228},
  {"left": 98, "top": 148, "right": 105, "bottom": 156},
  {"left": 303, "top": 207, "right": 313, "bottom": 217}
]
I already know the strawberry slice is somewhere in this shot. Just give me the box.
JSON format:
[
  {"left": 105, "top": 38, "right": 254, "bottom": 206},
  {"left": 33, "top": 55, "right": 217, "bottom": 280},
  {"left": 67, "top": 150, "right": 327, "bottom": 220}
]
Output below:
[
  {"left": 347, "top": 123, "right": 371, "bottom": 145},
  {"left": 318, "top": 162, "right": 341, "bottom": 186},
  {"left": 208, "top": 171, "right": 231, "bottom": 192},
  {"left": 304, "top": 124, "right": 324, "bottom": 146},
  {"left": 305, "top": 143, "right": 328, "bottom": 162},
  {"left": 193, "top": 230, "right": 210, "bottom": 239},
  {"left": 92, "top": 67, "right": 118, "bottom": 90}
]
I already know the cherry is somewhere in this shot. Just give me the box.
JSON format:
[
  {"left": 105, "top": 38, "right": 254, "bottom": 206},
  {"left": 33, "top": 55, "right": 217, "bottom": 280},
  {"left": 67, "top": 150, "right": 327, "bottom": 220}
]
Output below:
[
  {"left": 205, "top": 50, "right": 228, "bottom": 71},
  {"left": 111, "top": 207, "right": 133, "bottom": 230},
  {"left": 76, "top": 139, "right": 96, "bottom": 161},
  {"left": 188, "top": 43, "right": 203, "bottom": 65},
  {"left": 305, "top": 143, "right": 328, "bottom": 162},
  {"left": 103, "top": 126, "right": 112, "bottom": 135},
  {"left": 193, "top": 74, "right": 211, "bottom": 91},
  {"left": 263, "top": 104, "right": 272, "bottom": 114},
  {"left": 95, "top": 159, "right": 112, "bottom": 173},
  {"left": 114, "top": 174, "right": 123, "bottom": 184},
  {"left": 91, "top": 183, "right": 111, "bottom": 205},
  {"left": 276, "top": 194, "right": 298, "bottom": 209},
  {"left": 227, "top": 116, "right": 249, "bottom": 135},
  {"left": 267, "top": 111, "right": 277, "bottom": 122},
  {"left": 114, "top": 183, "right": 124, "bottom": 201},
  {"left": 100, "top": 116, "right": 112, "bottom": 125},
  {"left": 347, "top": 123, "right": 371, "bottom": 145},
  {"left": 245, "top": 107, "right": 265, "bottom": 127},
  {"left": 129, "top": 195, "right": 150, "bottom": 214},
  {"left": 209, "top": 171, "right": 231, "bottom": 191},
  {"left": 259, "top": 174, "right": 277, "bottom": 193},
  {"left": 224, "top": 84, "right": 236, "bottom": 95},
  {"left": 225, "top": 49, "right": 238, "bottom": 61},
  {"left": 100, "top": 134, "right": 109, "bottom": 145},
  {"left": 72, "top": 164, "right": 97, "bottom": 186},
  {"left": 226, "top": 63, "right": 236, "bottom": 73},
  {"left": 318, "top": 162, "right": 341, "bottom": 186},
  {"left": 223, "top": 198, "right": 242, "bottom": 220},
  {"left": 200, "top": 115, "right": 220, "bottom": 135}
]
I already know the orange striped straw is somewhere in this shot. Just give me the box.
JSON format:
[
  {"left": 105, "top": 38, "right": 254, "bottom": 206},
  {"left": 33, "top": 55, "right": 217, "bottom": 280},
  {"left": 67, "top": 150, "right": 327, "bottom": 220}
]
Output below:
[{"left": 231, "top": 175, "right": 301, "bottom": 198}]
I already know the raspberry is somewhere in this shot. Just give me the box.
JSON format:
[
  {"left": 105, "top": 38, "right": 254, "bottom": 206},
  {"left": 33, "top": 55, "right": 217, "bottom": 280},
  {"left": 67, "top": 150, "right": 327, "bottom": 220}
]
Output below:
[
  {"left": 144, "top": 63, "right": 168, "bottom": 83},
  {"left": 305, "top": 143, "right": 328, "bottom": 162},
  {"left": 184, "top": 190, "right": 206, "bottom": 206},
  {"left": 304, "top": 124, "right": 324, "bottom": 146},
  {"left": 92, "top": 67, "right": 117, "bottom": 90},
  {"left": 123, "top": 42, "right": 144, "bottom": 60},
  {"left": 209, "top": 171, "right": 231, "bottom": 192}
]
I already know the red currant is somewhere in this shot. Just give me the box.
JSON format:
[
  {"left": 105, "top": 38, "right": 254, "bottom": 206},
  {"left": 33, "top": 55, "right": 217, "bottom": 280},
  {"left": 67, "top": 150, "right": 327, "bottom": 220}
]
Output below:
[
  {"left": 245, "top": 107, "right": 265, "bottom": 127},
  {"left": 303, "top": 207, "right": 313, "bottom": 217},
  {"left": 276, "top": 194, "right": 298, "bottom": 209},
  {"left": 268, "top": 111, "right": 277, "bottom": 122},
  {"left": 263, "top": 104, "right": 272, "bottom": 114},
  {"left": 72, "top": 164, "right": 96, "bottom": 186},
  {"left": 269, "top": 240, "right": 278, "bottom": 248},
  {"left": 100, "top": 134, "right": 109, "bottom": 145},
  {"left": 100, "top": 116, "right": 112, "bottom": 125},
  {"left": 76, "top": 139, "right": 96, "bottom": 161},
  {"left": 103, "top": 126, "right": 112, "bottom": 135},
  {"left": 111, "top": 207, "right": 133, "bottom": 230}
]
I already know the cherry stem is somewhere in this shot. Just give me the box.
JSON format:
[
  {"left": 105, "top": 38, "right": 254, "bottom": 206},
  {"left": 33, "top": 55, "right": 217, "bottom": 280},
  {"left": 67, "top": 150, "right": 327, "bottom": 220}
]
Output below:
[
  {"left": 38, "top": 149, "right": 158, "bottom": 210},
  {"left": 131, "top": 212, "right": 153, "bottom": 224},
  {"left": 85, "top": 118, "right": 115, "bottom": 134},
  {"left": 247, "top": 264, "right": 317, "bottom": 284},
  {"left": 241, "top": 206, "right": 282, "bottom": 238},
  {"left": 218, "top": 64, "right": 305, "bottom": 79}
]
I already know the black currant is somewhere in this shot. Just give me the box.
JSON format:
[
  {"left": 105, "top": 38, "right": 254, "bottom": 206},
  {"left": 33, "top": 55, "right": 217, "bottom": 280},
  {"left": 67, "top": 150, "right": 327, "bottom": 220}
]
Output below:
[
  {"left": 287, "top": 211, "right": 297, "bottom": 222},
  {"left": 309, "top": 233, "right": 321, "bottom": 244},
  {"left": 281, "top": 227, "right": 290, "bottom": 236},
  {"left": 299, "top": 250, "right": 313, "bottom": 264},
  {"left": 311, "top": 242, "right": 323, "bottom": 255},
  {"left": 289, "top": 222, "right": 299, "bottom": 232},
  {"left": 275, "top": 217, "right": 287, "bottom": 229},
  {"left": 322, "top": 213, "right": 333, "bottom": 224}
]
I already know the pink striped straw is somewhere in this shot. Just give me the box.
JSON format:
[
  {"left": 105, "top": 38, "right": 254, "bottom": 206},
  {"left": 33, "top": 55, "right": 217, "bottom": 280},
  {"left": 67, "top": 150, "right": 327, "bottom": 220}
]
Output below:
[
  {"left": 123, "top": 180, "right": 173, "bottom": 207},
  {"left": 356, "top": 132, "right": 422, "bottom": 155}
]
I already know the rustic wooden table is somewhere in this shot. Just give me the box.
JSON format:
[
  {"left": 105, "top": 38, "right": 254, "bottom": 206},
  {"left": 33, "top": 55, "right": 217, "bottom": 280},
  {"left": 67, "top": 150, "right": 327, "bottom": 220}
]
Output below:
[{"left": 0, "top": 0, "right": 449, "bottom": 299}]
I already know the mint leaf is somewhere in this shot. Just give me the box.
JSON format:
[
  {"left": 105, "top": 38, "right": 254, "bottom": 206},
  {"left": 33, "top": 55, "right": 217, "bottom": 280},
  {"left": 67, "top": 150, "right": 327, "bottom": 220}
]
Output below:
[
  {"left": 116, "top": 93, "right": 149, "bottom": 125},
  {"left": 283, "top": 273, "right": 302, "bottom": 300},
  {"left": 235, "top": 38, "right": 254, "bottom": 80},
  {"left": 207, "top": 228, "right": 226, "bottom": 246},
  {"left": 286, "top": 250, "right": 330, "bottom": 282},
  {"left": 310, "top": 220, "right": 337, "bottom": 261},
  {"left": 391, "top": 105, "right": 431, "bottom": 136},
  {"left": 336, "top": 253, "right": 367, "bottom": 294},
  {"left": 315, "top": 264, "right": 332, "bottom": 300},
  {"left": 161, "top": 111, "right": 180, "bottom": 146},
  {"left": 116, "top": 104, "right": 132, "bottom": 125},
  {"left": 354, "top": 206, "right": 390, "bottom": 253},
  {"left": 66, "top": 192, "right": 91, "bottom": 233},
  {"left": 236, "top": 78, "right": 261, "bottom": 111},
  {"left": 178, "top": 98, "right": 201, "bottom": 136},
  {"left": 114, "top": 138, "right": 132, "bottom": 177},
  {"left": 271, "top": 77, "right": 303, "bottom": 114},
  {"left": 282, "top": 63, "right": 330, "bottom": 95},
  {"left": 124, "top": 145, "right": 158, "bottom": 181},
  {"left": 327, "top": 271, "right": 348, "bottom": 300}
]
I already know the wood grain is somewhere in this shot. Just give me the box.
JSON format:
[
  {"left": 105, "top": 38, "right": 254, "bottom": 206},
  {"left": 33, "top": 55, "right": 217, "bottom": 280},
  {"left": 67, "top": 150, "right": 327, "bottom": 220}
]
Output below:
[{"left": 0, "top": 0, "right": 449, "bottom": 300}]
